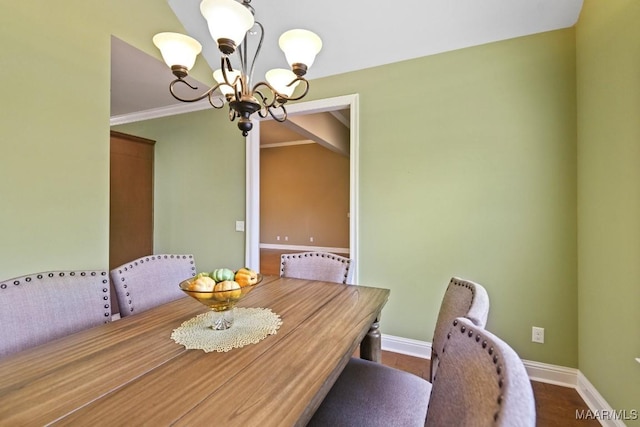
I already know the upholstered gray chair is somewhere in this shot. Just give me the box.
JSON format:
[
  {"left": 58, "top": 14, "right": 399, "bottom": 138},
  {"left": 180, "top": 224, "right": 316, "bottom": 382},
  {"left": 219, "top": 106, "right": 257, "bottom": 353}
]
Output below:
[
  {"left": 280, "top": 252, "right": 353, "bottom": 284},
  {"left": 309, "top": 317, "right": 535, "bottom": 427},
  {"left": 307, "top": 357, "right": 431, "bottom": 426},
  {"left": 0, "top": 270, "right": 111, "bottom": 358},
  {"left": 110, "top": 254, "right": 196, "bottom": 317},
  {"left": 308, "top": 277, "right": 490, "bottom": 426},
  {"left": 425, "top": 317, "right": 536, "bottom": 427},
  {"left": 430, "top": 276, "right": 490, "bottom": 381}
]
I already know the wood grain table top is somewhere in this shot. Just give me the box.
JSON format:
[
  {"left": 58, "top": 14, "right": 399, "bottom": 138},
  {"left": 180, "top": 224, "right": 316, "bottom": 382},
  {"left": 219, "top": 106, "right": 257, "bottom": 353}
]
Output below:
[{"left": 0, "top": 276, "right": 389, "bottom": 426}]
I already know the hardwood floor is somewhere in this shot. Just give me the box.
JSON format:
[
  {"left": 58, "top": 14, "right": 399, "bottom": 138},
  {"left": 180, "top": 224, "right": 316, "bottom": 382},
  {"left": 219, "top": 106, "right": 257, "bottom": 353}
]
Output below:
[{"left": 260, "top": 249, "right": 598, "bottom": 426}]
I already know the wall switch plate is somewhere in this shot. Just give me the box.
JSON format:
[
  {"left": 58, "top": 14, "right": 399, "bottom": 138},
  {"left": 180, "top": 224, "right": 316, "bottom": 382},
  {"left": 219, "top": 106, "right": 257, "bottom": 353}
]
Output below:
[
  {"left": 532, "top": 327, "right": 544, "bottom": 344},
  {"left": 235, "top": 221, "right": 245, "bottom": 232}
]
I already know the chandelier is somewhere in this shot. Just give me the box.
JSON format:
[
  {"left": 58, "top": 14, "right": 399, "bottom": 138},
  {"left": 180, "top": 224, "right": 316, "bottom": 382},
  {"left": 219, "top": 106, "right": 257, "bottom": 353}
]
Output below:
[{"left": 153, "top": 0, "right": 323, "bottom": 136}]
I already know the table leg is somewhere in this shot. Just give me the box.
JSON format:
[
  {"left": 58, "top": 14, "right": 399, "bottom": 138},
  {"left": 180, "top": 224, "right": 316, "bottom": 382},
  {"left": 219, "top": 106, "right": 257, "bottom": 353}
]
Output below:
[{"left": 360, "top": 316, "right": 381, "bottom": 362}]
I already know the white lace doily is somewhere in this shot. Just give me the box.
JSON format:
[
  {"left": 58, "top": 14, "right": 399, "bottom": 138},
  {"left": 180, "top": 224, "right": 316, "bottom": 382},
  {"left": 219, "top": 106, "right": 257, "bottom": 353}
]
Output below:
[{"left": 171, "top": 307, "right": 283, "bottom": 352}]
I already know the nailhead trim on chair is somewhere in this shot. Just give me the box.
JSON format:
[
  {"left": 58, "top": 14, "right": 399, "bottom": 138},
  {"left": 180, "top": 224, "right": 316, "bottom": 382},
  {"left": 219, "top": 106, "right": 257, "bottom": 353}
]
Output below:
[
  {"left": 441, "top": 319, "right": 506, "bottom": 423},
  {"left": 116, "top": 254, "right": 196, "bottom": 313},
  {"left": 280, "top": 252, "right": 352, "bottom": 284},
  {"left": 0, "top": 271, "right": 111, "bottom": 322},
  {"left": 450, "top": 277, "right": 478, "bottom": 314}
]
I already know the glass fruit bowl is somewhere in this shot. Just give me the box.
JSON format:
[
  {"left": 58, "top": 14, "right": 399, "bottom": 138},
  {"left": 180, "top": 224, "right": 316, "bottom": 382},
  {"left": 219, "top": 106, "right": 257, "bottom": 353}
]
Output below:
[{"left": 179, "top": 273, "right": 263, "bottom": 330}]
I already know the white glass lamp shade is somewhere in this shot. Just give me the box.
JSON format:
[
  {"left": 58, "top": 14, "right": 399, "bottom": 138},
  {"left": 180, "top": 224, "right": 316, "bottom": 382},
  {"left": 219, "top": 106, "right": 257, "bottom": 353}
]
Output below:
[
  {"left": 279, "top": 29, "right": 322, "bottom": 69},
  {"left": 266, "top": 69, "right": 299, "bottom": 97},
  {"left": 200, "top": 0, "right": 255, "bottom": 51},
  {"left": 213, "top": 68, "right": 241, "bottom": 96},
  {"left": 152, "top": 32, "right": 202, "bottom": 70}
]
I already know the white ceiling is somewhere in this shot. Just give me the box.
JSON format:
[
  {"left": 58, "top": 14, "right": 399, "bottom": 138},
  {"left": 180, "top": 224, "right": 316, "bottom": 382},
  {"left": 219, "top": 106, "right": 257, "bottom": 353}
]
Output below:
[{"left": 111, "top": 0, "right": 583, "bottom": 122}]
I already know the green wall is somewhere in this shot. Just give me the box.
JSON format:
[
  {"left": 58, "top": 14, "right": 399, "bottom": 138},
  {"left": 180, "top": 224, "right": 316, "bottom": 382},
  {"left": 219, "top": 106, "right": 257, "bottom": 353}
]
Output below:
[
  {"left": 307, "top": 29, "right": 578, "bottom": 367},
  {"left": 577, "top": 0, "right": 640, "bottom": 421},
  {"left": 0, "top": 0, "right": 212, "bottom": 278},
  {"left": 114, "top": 111, "right": 246, "bottom": 271}
]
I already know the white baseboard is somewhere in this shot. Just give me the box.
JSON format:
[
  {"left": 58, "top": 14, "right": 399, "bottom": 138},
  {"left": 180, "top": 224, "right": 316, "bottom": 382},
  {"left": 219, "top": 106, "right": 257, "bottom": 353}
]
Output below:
[
  {"left": 576, "top": 372, "right": 629, "bottom": 427},
  {"left": 382, "top": 333, "right": 624, "bottom": 425},
  {"left": 259, "top": 243, "right": 350, "bottom": 254},
  {"left": 382, "top": 334, "right": 431, "bottom": 359},
  {"left": 522, "top": 359, "right": 578, "bottom": 387}
]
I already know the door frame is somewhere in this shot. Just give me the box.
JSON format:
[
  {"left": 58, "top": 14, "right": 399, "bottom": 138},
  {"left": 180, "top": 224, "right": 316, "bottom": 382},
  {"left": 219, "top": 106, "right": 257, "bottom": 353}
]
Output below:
[{"left": 245, "top": 94, "right": 360, "bottom": 282}]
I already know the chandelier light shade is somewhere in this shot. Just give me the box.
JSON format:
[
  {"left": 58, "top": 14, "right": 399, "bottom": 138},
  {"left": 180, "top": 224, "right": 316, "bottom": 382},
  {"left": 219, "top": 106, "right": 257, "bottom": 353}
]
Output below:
[
  {"left": 200, "top": 0, "right": 255, "bottom": 55},
  {"left": 153, "top": 0, "right": 323, "bottom": 136},
  {"left": 152, "top": 32, "right": 203, "bottom": 78},
  {"left": 279, "top": 29, "right": 323, "bottom": 75}
]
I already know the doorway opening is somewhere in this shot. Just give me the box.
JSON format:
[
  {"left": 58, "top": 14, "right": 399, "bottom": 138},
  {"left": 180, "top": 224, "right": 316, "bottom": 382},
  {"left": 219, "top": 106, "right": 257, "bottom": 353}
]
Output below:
[{"left": 245, "top": 94, "right": 360, "bottom": 282}]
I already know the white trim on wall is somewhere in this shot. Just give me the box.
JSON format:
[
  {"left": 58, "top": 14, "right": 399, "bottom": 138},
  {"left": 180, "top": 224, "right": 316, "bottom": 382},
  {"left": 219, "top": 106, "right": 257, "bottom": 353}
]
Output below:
[
  {"left": 576, "top": 373, "right": 629, "bottom": 427},
  {"left": 260, "top": 243, "right": 350, "bottom": 254},
  {"left": 109, "top": 100, "right": 212, "bottom": 126},
  {"left": 382, "top": 334, "right": 432, "bottom": 359},
  {"left": 246, "top": 121, "right": 261, "bottom": 270}
]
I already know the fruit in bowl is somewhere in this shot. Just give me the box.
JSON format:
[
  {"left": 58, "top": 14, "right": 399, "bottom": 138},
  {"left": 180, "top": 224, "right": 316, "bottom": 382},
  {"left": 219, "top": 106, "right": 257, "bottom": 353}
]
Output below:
[
  {"left": 213, "top": 280, "right": 242, "bottom": 300},
  {"left": 235, "top": 267, "right": 259, "bottom": 287},
  {"left": 179, "top": 267, "right": 262, "bottom": 330}
]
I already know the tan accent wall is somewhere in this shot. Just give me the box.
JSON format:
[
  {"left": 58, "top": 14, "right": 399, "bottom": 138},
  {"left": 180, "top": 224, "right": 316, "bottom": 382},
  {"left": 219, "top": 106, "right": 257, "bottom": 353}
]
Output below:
[{"left": 260, "top": 143, "right": 349, "bottom": 248}]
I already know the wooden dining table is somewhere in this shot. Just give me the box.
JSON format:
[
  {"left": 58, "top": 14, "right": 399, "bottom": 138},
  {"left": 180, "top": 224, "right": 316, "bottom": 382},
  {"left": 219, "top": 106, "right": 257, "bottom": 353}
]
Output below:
[{"left": 0, "top": 275, "right": 389, "bottom": 426}]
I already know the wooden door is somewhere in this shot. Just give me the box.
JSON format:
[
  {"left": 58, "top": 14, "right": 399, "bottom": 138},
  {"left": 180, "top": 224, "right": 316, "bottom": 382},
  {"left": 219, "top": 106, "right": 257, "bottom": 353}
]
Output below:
[{"left": 109, "top": 131, "right": 154, "bottom": 313}]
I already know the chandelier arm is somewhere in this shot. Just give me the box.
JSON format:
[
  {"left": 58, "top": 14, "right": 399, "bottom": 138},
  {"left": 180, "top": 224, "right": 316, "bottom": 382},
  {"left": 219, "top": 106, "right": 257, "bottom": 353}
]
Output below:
[
  {"left": 219, "top": 56, "right": 246, "bottom": 101},
  {"left": 267, "top": 104, "right": 288, "bottom": 122},
  {"left": 251, "top": 82, "right": 280, "bottom": 108},
  {"left": 254, "top": 86, "right": 279, "bottom": 110},
  {"left": 228, "top": 107, "right": 238, "bottom": 122},
  {"left": 253, "top": 91, "right": 271, "bottom": 119},
  {"left": 224, "top": 56, "right": 234, "bottom": 73},
  {"left": 251, "top": 77, "right": 310, "bottom": 105},
  {"left": 282, "top": 78, "right": 310, "bottom": 102},
  {"left": 169, "top": 79, "right": 219, "bottom": 103},
  {"left": 207, "top": 91, "right": 226, "bottom": 109},
  {"left": 247, "top": 21, "right": 264, "bottom": 88}
]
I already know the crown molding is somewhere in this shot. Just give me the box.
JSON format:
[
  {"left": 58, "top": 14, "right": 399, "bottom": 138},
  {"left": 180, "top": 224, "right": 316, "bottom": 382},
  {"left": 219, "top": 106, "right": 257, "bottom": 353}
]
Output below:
[{"left": 109, "top": 99, "right": 218, "bottom": 126}]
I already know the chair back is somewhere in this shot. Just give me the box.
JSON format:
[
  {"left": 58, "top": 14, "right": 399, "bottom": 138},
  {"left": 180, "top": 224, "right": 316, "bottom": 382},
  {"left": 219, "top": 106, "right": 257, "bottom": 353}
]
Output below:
[
  {"left": 0, "top": 270, "right": 111, "bottom": 358},
  {"left": 425, "top": 317, "right": 536, "bottom": 427},
  {"left": 430, "top": 277, "right": 490, "bottom": 381},
  {"left": 280, "top": 252, "right": 353, "bottom": 284},
  {"left": 110, "top": 254, "right": 196, "bottom": 317}
]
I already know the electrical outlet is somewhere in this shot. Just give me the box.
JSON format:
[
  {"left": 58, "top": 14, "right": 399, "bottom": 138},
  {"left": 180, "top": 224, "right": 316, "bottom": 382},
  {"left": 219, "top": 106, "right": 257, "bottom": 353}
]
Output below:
[
  {"left": 532, "top": 327, "right": 544, "bottom": 344},
  {"left": 235, "top": 221, "right": 245, "bottom": 232},
  {"left": 310, "top": 237, "right": 314, "bottom": 243},
  {"left": 284, "top": 236, "right": 288, "bottom": 241}
]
